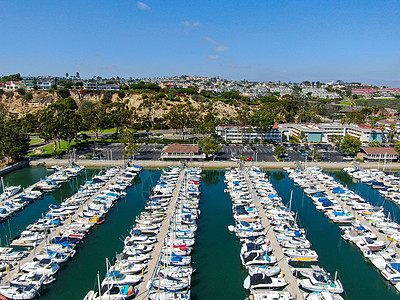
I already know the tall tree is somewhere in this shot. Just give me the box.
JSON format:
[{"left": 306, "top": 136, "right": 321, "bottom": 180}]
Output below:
[
  {"left": 164, "top": 104, "right": 197, "bottom": 138},
  {"left": 249, "top": 109, "right": 275, "bottom": 143},
  {"left": 198, "top": 137, "right": 220, "bottom": 160},
  {"left": 340, "top": 134, "right": 362, "bottom": 156},
  {"left": 82, "top": 106, "right": 108, "bottom": 139},
  {"left": 105, "top": 102, "right": 131, "bottom": 136}
]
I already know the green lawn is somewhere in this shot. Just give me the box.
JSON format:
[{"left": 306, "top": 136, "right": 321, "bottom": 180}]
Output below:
[
  {"left": 28, "top": 140, "right": 77, "bottom": 157},
  {"left": 80, "top": 128, "right": 116, "bottom": 134},
  {"left": 339, "top": 99, "right": 353, "bottom": 106},
  {"left": 29, "top": 138, "right": 44, "bottom": 145}
]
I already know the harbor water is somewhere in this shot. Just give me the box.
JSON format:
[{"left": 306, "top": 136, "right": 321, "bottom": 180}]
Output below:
[{"left": 0, "top": 167, "right": 399, "bottom": 299}]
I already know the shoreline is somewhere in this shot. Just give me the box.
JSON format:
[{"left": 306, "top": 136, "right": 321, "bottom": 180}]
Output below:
[{"left": 28, "top": 158, "right": 400, "bottom": 170}]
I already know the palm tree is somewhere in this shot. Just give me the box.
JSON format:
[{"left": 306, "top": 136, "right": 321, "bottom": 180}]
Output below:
[
  {"left": 369, "top": 117, "right": 376, "bottom": 129},
  {"left": 390, "top": 123, "right": 397, "bottom": 143},
  {"left": 65, "top": 73, "right": 69, "bottom": 78},
  {"left": 380, "top": 124, "right": 386, "bottom": 143},
  {"left": 76, "top": 72, "right": 80, "bottom": 78}
]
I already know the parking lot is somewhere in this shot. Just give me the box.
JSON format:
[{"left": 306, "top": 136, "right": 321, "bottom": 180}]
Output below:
[
  {"left": 61, "top": 141, "right": 346, "bottom": 163},
  {"left": 217, "top": 144, "right": 346, "bottom": 163}
]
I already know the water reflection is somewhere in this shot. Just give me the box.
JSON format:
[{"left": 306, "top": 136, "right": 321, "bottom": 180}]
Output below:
[
  {"left": 330, "top": 171, "right": 357, "bottom": 187},
  {"left": 271, "top": 171, "right": 286, "bottom": 182},
  {"left": 201, "top": 170, "right": 221, "bottom": 186}
]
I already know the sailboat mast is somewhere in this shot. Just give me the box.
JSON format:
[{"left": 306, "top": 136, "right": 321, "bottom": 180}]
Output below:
[{"left": 97, "top": 272, "right": 102, "bottom": 298}]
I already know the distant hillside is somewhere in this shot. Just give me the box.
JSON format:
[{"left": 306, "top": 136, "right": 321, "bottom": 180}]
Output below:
[{"left": 0, "top": 89, "right": 242, "bottom": 120}]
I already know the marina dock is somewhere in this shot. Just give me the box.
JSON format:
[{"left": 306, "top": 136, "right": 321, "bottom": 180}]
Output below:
[
  {"left": 243, "top": 171, "right": 304, "bottom": 300},
  {"left": 304, "top": 168, "right": 400, "bottom": 257},
  {"left": 0, "top": 168, "right": 126, "bottom": 286},
  {"left": 135, "top": 168, "right": 185, "bottom": 300}
]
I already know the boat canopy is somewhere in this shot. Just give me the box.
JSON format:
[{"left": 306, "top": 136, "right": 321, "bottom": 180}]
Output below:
[
  {"left": 106, "top": 271, "right": 121, "bottom": 278},
  {"left": 389, "top": 263, "right": 400, "bottom": 272},
  {"left": 250, "top": 273, "right": 272, "bottom": 285}
]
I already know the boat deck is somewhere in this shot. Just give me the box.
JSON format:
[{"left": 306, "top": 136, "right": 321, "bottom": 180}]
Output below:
[
  {"left": 243, "top": 171, "right": 304, "bottom": 300},
  {"left": 0, "top": 168, "right": 126, "bottom": 286},
  {"left": 135, "top": 168, "right": 185, "bottom": 300}
]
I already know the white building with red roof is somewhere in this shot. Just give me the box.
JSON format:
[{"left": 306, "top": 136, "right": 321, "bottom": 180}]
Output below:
[
  {"left": 359, "top": 147, "right": 398, "bottom": 161},
  {"left": 280, "top": 123, "right": 387, "bottom": 143},
  {"left": 5, "top": 81, "right": 21, "bottom": 90},
  {"left": 160, "top": 143, "right": 206, "bottom": 161}
]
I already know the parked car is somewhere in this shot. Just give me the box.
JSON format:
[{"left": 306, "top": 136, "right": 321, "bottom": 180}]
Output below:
[
  {"left": 246, "top": 157, "right": 253, "bottom": 161},
  {"left": 343, "top": 156, "right": 354, "bottom": 161}
]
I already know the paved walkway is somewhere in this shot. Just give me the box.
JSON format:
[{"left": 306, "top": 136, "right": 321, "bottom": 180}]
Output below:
[
  {"left": 135, "top": 168, "right": 185, "bottom": 300},
  {"left": 243, "top": 171, "right": 304, "bottom": 300},
  {"left": 29, "top": 158, "right": 400, "bottom": 170},
  {"left": 0, "top": 168, "right": 125, "bottom": 285}
]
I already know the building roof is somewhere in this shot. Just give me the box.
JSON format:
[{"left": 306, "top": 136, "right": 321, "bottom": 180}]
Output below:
[
  {"left": 362, "top": 147, "right": 398, "bottom": 155},
  {"left": 162, "top": 143, "right": 199, "bottom": 154}
]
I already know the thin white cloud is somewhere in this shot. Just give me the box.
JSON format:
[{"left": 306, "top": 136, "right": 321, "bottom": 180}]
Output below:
[
  {"left": 214, "top": 45, "right": 229, "bottom": 52},
  {"left": 182, "top": 21, "right": 202, "bottom": 27},
  {"left": 137, "top": 1, "right": 151, "bottom": 10},
  {"left": 205, "top": 37, "right": 217, "bottom": 44},
  {"left": 207, "top": 54, "right": 220, "bottom": 62}
]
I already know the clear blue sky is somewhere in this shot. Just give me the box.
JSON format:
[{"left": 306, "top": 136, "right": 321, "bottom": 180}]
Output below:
[{"left": 1, "top": 0, "right": 400, "bottom": 86}]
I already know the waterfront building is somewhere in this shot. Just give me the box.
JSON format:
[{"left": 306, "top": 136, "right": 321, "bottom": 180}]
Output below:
[
  {"left": 358, "top": 147, "right": 399, "bottom": 162},
  {"left": 160, "top": 143, "right": 206, "bottom": 160},
  {"left": 215, "top": 125, "right": 282, "bottom": 143},
  {"left": 280, "top": 123, "right": 388, "bottom": 143}
]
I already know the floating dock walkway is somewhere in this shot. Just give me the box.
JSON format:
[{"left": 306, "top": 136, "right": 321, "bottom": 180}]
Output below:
[
  {"left": 135, "top": 168, "right": 185, "bottom": 300},
  {"left": 243, "top": 171, "right": 304, "bottom": 300}
]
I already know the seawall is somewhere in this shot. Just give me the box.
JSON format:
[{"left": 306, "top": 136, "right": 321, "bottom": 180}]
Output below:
[
  {"left": 0, "top": 160, "right": 30, "bottom": 176},
  {"left": 28, "top": 158, "right": 400, "bottom": 170}
]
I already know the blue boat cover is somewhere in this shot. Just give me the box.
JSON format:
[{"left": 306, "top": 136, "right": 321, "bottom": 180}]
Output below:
[{"left": 389, "top": 263, "right": 400, "bottom": 272}]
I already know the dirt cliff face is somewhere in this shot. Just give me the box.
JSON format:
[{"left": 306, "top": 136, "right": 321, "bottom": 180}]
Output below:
[{"left": 0, "top": 90, "right": 243, "bottom": 119}]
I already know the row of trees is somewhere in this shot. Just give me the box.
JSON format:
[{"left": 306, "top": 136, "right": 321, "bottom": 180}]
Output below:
[{"left": 12, "top": 91, "right": 329, "bottom": 149}]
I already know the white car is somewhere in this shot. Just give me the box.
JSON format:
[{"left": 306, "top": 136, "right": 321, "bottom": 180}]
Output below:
[{"left": 343, "top": 156, "right": 354, "bottom": 161}]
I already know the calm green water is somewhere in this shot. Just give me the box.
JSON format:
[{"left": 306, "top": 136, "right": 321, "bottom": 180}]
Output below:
[
  {"left": 191, "top": 170, "right": 247, "bottom": 300},
  {"left": 270, "top": 171, "right": 400, "bottom": 300},
  {"left": 1, "top": 168, "right": 399, "bottom": 299}
]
